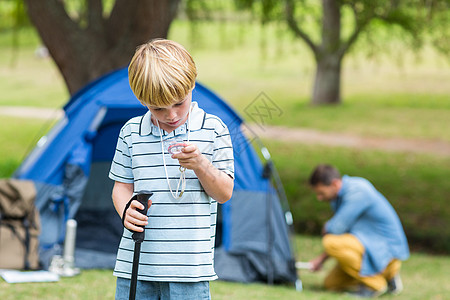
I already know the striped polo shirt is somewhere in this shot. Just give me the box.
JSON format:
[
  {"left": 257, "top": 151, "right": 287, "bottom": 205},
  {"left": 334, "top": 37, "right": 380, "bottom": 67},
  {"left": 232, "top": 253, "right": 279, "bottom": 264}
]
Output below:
[{"left": 109, "top": 102, "right": 234, "bottom": 282}]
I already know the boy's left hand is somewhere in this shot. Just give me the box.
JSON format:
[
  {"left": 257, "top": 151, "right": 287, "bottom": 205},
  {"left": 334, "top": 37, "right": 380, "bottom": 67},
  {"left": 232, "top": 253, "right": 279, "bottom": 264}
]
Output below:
[{"left": 172, "top": 142, "right": 205, "bottom": 170}]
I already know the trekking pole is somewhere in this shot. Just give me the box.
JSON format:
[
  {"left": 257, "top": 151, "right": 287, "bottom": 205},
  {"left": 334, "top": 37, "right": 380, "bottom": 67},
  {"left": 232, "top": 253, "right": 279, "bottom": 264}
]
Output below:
[{"left": 129, "top": 192, "right": 153, "bottom": 300}]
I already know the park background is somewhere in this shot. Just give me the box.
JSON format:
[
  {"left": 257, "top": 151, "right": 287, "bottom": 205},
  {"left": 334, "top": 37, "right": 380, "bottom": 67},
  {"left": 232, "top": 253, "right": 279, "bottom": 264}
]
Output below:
[{"left": 0, "top": 1, "right": 449, "bottom": 299}]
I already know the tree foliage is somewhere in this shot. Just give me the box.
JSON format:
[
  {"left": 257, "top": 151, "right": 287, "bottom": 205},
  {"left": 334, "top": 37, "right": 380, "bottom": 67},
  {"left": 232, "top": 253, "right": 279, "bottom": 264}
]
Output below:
[
  {"left": 1, "top": 0, "right": 448, "bottom": 102},
  {"left": 234, "top": 0, "right": 450, "bottom": 104}
]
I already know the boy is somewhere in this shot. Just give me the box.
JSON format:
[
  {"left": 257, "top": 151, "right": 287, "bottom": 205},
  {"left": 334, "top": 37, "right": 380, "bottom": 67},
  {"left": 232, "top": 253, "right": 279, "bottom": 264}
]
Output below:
[{"left": 109, "top": 39, "right": 234, "bottom": 300}]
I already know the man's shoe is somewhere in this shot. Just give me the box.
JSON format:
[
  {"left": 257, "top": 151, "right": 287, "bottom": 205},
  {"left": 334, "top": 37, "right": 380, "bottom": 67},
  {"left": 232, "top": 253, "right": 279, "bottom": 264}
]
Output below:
[
  {"left": 388, "top": 274, "right": 404, "bottom": 295},
  {"left": 348, "top": 285, "right": 387, "bottom": 298}
]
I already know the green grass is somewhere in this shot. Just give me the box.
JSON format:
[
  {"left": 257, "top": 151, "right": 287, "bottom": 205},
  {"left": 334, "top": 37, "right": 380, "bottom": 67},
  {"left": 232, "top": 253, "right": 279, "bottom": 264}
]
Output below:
[
  {"left": 250, "top": 93, "right": 450, "bottom": 142},
  {"left": 1, "top": 235, "right": 449, "bottom": 300},
  {"left": 0, "top": 28, "right": 68, "bottom": 108},
  {"left": 0, "top": 116, "right": 54, "bottom": 177}
]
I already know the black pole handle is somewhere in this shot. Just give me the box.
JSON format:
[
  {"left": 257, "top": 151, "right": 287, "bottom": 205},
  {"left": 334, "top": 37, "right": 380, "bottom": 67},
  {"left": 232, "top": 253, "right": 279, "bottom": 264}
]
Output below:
[{"left": 131, "top": 192, "right": 153, "bottom": 243}]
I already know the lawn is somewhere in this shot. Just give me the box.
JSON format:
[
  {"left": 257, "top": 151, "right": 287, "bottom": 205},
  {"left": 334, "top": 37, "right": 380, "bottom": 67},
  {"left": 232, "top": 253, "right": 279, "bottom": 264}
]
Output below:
[
  {"left": 0, "top": 28, "right": 67, "bottom": 108},
  {"left": 1, "top": 235, "right": 449, "bottom": 300}
]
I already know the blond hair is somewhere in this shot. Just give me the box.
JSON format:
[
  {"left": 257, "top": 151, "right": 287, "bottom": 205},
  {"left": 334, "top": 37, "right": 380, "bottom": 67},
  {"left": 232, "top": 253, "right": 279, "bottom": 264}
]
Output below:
[{"left": 128, "top": 39, "right": 197, "bottom": 107}]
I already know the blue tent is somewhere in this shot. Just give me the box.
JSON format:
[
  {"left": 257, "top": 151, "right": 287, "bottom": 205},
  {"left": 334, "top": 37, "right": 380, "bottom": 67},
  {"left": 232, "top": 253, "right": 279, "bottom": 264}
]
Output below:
[{"left": 14, "top": 68, "right": 297, "bottom": 285}]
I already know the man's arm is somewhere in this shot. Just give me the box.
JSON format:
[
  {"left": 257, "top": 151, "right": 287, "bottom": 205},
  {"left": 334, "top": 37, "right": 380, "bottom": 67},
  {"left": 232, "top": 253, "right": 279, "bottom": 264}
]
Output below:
[
  {"left": 326, "top": 190, "right": 371, "bottom": 234},
  {"left": 309, "top": 225, "right": 330, "bottom": 271},
  {"left": 309, "top": 252, "right": 329, "bottom": 272}
]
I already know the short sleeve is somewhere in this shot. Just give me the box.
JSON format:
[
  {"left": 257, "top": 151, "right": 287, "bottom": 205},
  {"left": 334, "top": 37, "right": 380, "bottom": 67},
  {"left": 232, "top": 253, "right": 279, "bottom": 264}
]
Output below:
[
  {"left": 212, "top": 121, "right": 234, "bottom": 178},
  {"left": 109, "top": 127, "right": 134, "bottom": 183}
]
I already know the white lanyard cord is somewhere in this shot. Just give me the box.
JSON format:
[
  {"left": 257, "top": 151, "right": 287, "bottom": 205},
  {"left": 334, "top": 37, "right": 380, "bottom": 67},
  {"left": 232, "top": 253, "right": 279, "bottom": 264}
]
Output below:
[{"left": 156, "top": 111, "right": 191, "bottom": 199}]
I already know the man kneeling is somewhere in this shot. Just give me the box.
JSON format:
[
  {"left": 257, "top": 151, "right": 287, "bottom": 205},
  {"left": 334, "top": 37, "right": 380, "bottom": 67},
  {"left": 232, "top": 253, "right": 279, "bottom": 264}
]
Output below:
[{"left": 308, "top": 164, "right": 409, "bottom": 298}]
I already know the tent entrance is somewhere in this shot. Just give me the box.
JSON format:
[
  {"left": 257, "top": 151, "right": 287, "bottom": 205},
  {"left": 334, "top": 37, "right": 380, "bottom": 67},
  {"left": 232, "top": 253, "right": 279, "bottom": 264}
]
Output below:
[
  {"left": 73, "top": 111, "right": 133, "bottom": 267},
  {"left": 75, "top": 162, "right": 119, "bottom": 254}
]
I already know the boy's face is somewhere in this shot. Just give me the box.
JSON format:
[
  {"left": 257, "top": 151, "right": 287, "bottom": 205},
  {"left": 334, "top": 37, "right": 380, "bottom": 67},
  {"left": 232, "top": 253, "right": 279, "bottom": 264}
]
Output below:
[{"left": 147, "top": 91, "right": 192, "bottom": 131}]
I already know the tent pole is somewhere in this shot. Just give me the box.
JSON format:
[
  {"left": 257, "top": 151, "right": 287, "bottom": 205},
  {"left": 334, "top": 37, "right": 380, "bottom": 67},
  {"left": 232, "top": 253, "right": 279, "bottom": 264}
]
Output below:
[{"left": 266, "top": 179, "right": 274, "bottom": 285}]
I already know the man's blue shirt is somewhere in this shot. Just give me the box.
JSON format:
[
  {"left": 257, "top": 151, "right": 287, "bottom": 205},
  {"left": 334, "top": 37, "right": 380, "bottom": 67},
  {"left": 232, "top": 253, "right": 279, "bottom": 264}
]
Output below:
[{"left": 325, "top": 175, "right": 410, "bottom": 276}]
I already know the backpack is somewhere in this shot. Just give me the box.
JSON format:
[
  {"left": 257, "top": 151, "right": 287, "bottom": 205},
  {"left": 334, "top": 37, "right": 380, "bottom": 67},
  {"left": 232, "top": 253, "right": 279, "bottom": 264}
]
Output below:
[{"left": 0, "top": 179, "right": 40, "bottom": 270}]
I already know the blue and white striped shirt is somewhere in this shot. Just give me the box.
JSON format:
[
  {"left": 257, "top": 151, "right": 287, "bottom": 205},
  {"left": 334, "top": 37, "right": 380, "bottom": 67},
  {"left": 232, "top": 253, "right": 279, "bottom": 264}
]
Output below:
[{"left": 109, "top": 102, "right": 234, "bottom": 282}]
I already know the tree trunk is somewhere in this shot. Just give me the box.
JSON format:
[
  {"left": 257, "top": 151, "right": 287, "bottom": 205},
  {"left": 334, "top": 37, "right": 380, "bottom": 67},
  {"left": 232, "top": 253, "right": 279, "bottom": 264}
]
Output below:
[
  {"left": 312, "top": 55, "right": 342, "bottom": 105},
  {"left": 24, "top": 0, "right": 180, "bottom": 95},
  {"left": 311, "top": 0, "right": 342, "bottom": 105}
]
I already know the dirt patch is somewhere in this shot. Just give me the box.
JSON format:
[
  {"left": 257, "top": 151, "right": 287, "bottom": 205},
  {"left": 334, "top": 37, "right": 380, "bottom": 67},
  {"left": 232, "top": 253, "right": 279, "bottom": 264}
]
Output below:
[
  {"left": 0, "top": 106, "right": 63, "bottom": 120},
  {"left": 245, "top": 124, "right": 450, "bottom": 157}
]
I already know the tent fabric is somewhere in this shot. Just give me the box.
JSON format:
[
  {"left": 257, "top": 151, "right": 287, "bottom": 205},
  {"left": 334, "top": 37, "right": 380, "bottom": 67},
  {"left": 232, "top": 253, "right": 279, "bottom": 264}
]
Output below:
[{"left": 14, "top": 68, "right": 297, "bottom": 284}]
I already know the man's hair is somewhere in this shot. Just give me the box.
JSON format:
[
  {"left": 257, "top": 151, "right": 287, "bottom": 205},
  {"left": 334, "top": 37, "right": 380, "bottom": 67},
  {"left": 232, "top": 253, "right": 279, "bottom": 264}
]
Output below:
[
  {"left": 309, "top": 164, "right": 341, "bottom": 186},
  {"left": 128, "top": 39, "right": 197, "bottom": 107}
]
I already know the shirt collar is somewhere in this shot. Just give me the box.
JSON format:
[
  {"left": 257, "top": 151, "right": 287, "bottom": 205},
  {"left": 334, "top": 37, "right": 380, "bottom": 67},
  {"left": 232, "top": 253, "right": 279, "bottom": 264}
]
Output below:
[
  {"left": 337, "top": 175, "right": 349, "bottom": 198},
  {"left": 337, "top": 175, "right": 349, "bottom": 197},
  {"left": 331, "top": 175, "right": 348, "bottom": 210},
  {"left": 139, "top": 101, "right": 205, "bottom": 137}
]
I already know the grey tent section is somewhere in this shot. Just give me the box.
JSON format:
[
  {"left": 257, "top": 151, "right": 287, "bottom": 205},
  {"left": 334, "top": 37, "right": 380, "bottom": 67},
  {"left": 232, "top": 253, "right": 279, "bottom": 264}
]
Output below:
[
  {"left": 215, "top": 186, "right": 296, "bottom": 284},
  {"left": 14, "top": 68, "right": 299, "bottom": 285}
]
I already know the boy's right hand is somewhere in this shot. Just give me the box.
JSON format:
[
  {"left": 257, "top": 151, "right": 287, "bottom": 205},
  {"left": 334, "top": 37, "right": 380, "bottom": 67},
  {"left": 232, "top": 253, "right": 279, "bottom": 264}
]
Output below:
[{"left": 123, "top": 199, "right": 152, "bottom": 232}]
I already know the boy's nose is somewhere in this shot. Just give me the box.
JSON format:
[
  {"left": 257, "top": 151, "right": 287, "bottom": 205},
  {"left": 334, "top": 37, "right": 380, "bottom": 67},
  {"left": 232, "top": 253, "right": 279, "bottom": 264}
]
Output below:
[{"left": 166, "top": 109, "right": 177, "bottom": 120}]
